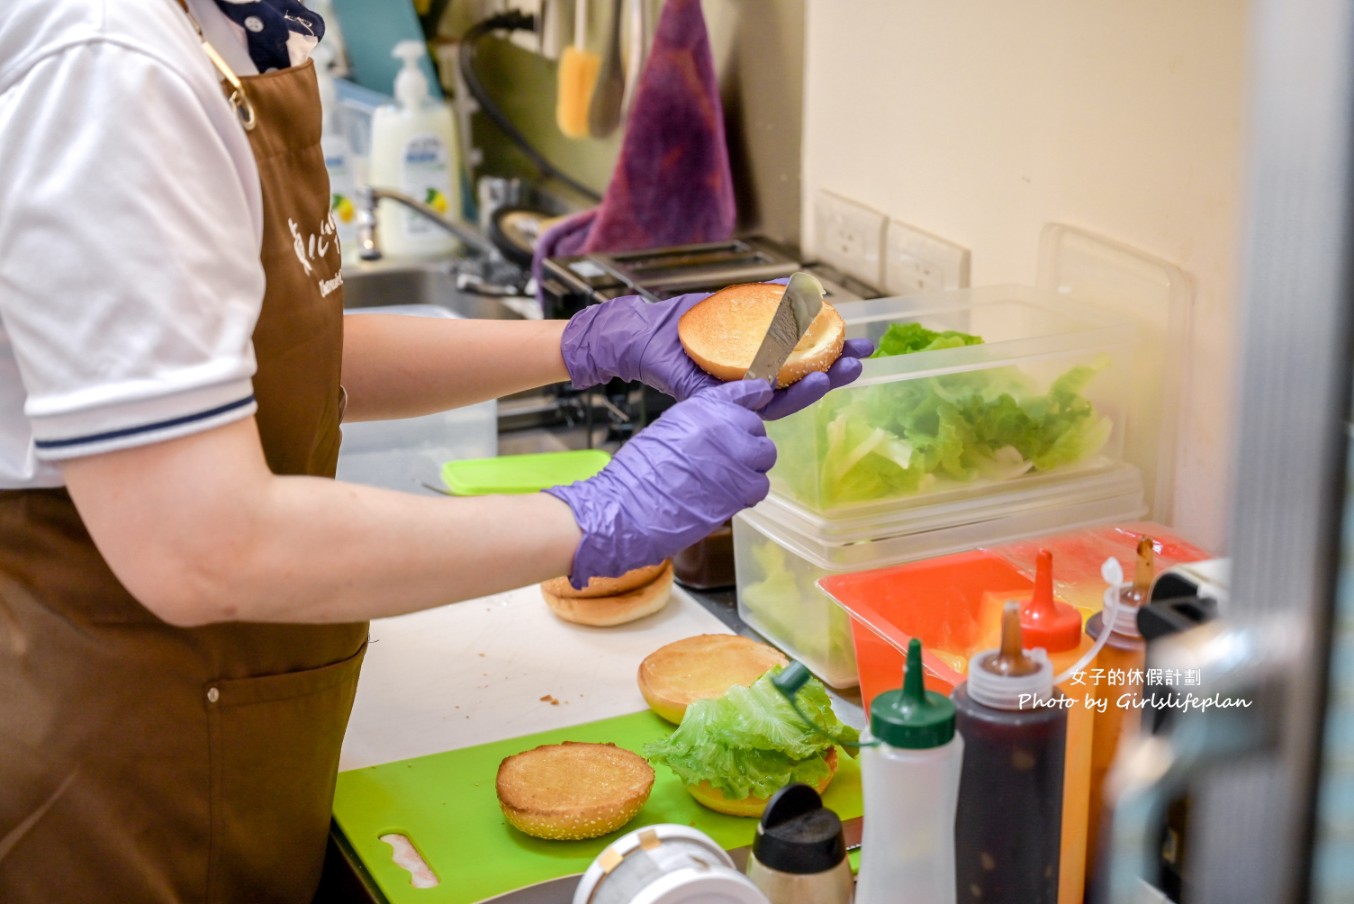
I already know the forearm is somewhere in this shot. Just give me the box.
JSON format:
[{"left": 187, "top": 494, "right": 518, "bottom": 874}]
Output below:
[
  {"left": 60, "top": 419, "right": 581, "bottom": 626},
  {"left": 341, "top": 313, "right": 570, "bottom": 421}
]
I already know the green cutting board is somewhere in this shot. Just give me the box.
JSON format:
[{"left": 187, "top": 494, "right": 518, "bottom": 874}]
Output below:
[{"left": 333, "top": 709, "right": 863, "bottom": 904}]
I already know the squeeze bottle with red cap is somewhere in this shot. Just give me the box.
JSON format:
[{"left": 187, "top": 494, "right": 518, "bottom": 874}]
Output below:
[
  {"left": 854, "top": 637, "right": 962, "bottom": 904},
  {"left": 953, "top": 602, "right": 1067, "bottom": 904},
  {"left": 1019, "top": 549, "right": 1095, "bottom": 904},
  {"left": 1084, "top": 536, "right": 1155, "bottom": 882}
]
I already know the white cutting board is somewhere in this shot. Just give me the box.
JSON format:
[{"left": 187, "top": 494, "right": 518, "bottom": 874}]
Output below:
[{"left": 339, "top": 582, "right": 732, "bottom": 770}]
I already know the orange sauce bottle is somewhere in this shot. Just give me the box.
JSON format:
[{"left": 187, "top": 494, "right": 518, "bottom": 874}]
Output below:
[
  {"left": 1019, "top": 549, "right": 1095, "bottom": 904},
  {"left": 1083, "top": 536, "right": 1155, "bottom": 885}
]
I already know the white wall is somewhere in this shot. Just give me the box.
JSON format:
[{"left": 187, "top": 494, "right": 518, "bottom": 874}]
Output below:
[{"left": 801, "top": 0, "right": 1250, "bottom": 552}]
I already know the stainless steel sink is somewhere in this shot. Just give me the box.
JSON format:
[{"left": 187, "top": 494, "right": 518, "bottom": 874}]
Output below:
[{"left": 341, "top": 260, "right": 525, "bottom": 321}]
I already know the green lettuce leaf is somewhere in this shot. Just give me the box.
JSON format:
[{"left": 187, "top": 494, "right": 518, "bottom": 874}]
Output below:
[
  {"left": 643, "top": 668, "right": 859, "bottom": 800},
  {"left": 768, "top": 326, "right": 1114, "bottom": 508},
  {"left": 871, "top": 322, "right": 984, "bottom": 357}
]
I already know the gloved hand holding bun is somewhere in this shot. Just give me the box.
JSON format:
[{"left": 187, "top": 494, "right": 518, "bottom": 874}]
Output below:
[
  {"left": 544, "top": 380, "right": 777, "bottom": 588},
  {"left": 559, "top": 284, "right": 873, "bottom": 420}
]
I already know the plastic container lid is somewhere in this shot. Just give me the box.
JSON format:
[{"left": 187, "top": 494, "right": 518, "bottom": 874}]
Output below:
[
  {"left": 1019, "top": 549, "right": 1082, "bottom": 652},
  {"left": 869, "top": 638, "right": 956, "bottom": 749},
  {"left": 751, "top": 784, "right": 847, "bottom": 874},
  {"left": 756, "top": 463, "right": 1145, "bottom": 546},
  {"left": 441, "top": 449, "right": 610, "bottom": 495}
]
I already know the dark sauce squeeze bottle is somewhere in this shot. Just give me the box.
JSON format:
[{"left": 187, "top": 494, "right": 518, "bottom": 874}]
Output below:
[
  {"left": 953, "top": 602, "right": 1067, "bottom": 904},
  {"left": 1084, "top": 535, "right": 1155, "bottom": 883}
]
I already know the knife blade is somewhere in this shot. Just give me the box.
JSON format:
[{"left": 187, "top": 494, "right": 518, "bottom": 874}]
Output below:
[{"left": 743, "top": 271, "right": 825, "bottom": 385}]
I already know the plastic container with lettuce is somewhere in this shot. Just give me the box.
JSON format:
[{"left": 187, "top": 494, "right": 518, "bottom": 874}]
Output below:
[
  {"left": 644, "top": 666, "right": 859, "bottom": 817},
  {"left": 766, "top": 322, "right": 1115, "bottom": 511}
]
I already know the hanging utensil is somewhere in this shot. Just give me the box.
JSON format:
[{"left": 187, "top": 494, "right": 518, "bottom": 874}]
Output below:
[{"left": 587, "top": 0, "right": 626, "bottom": 137}]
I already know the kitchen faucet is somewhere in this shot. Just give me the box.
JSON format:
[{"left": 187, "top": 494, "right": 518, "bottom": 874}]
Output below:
[{"left": 354, "top": 185, "right": 498, "bottom": 261}]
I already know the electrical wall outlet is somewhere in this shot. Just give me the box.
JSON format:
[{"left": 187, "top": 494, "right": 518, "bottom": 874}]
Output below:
[
  {"left": 883, "top": 220, "right": 971, "bottom": 294},
  {"left": 814, "top": 190, "right": 888, "bottom": 288}
]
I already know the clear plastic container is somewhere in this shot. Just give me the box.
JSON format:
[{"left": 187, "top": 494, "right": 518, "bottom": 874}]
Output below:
[
  {"left": 765, "top": 285, "right": 1137, "bottom": 516},
  {"left": 733, "top": 465, "right": 1147, "bottom": 688}
]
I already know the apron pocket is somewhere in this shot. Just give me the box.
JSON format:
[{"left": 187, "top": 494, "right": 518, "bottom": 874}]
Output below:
[{"left": 205, "top": 643, "right": 365, "bottom": 904}]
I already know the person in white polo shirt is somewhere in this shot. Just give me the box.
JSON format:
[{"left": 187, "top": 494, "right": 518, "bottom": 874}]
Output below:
[{"left": 0, "top": 1, "right": 868, "bottom": 900}]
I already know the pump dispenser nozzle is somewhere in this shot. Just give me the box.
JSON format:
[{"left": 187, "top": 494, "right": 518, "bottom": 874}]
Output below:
[{"left": 391, "top": 40, "right": 431, "bottom": 111}]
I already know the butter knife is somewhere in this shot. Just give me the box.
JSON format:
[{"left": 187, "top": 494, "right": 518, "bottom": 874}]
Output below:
[{"left": 743, "top": 272, "right": 825, "bottom": 385}]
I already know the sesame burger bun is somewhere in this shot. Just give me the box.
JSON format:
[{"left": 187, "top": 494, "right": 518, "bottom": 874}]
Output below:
[
  {"left": 539, "top": 562, "right": 673, "bottom": 627},
  {"left": 496, "top": 742, "right": 655, "bottom": 840},
  {"left": 637, "top": 634, "right": 789, "bottom": 724},
  {"left": 677, "top": 282, "right": 846, "bottom": 389},
  {"left": 684, "top": 747, "right": 839, "bottom": 818}
]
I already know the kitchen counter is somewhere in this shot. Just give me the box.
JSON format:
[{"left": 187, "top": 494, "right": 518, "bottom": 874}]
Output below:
[{"left": 319, "top": 578, "right": 865, "bottom": 904}]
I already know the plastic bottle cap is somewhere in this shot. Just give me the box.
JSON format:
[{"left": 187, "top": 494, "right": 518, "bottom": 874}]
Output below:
[
  {"left": 1019, "top": 549, "right": 1082, "bottom": 652},
  {"left": 391, "top": 40, "right": 430, "bottom": 110},
  {"left": 967, "top": 602, "right": 1055, "bottom": 709},
  {"left": 869, "top": 638, "right": 956, "bottom": 749},
  {"left": 751, "top": 784, "right": 847, "bottom": 874}
]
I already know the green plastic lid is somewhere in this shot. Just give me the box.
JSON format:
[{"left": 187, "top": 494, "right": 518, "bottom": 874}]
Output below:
[
  {"left": 440, "top": 449, "right": 611, "bottom": 496},
  {"left": 869, "top": 638, "right": 956, "bottom": 749}
]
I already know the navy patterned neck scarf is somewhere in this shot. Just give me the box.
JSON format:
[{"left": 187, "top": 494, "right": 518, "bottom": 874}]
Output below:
[{"left": 211, "top": 0, "right": 325, "bottom": 71}]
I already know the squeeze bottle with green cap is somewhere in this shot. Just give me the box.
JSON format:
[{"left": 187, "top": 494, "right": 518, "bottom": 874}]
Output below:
[
  {"left": 953, "top": 601, "right": 1067, "bottom": 904},
  {"left": 1019, "top": 549, "right": 1095, "bottom": 904},
  {"left": 854, "top": 637, "right": 962, "bottom": 904},
  {"left": 367, "top": 40, "right": 461, "bottom": 258}
]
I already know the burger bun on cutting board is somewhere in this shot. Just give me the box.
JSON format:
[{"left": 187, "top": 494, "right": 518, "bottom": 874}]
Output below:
[
  {"left": 637, "top": 633, "right": 788, "bottom": 724},
  {"left": 686, "top": 746, "right": 839, "bottom": 817},
  {"left": 539, "top": 561, "right": 673, "bottom": 626},
  {"left": 678, "top": 281, "right": 846, "bottom": 388},
  {"left": 495, "top": 741, "right": 654, "bottom": 840}
]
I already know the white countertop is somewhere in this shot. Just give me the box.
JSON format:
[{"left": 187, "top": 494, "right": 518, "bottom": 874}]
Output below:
[{"left": 339, "top": 582, "right": 733, "bottom": 770}]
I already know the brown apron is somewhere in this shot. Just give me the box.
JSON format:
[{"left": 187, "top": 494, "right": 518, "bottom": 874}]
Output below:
[{"left": 0, "top": 16, "right": 367, "bottom": 904}]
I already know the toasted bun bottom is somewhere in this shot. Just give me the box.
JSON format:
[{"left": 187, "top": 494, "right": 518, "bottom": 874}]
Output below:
[
  {"left": 677, "top": 282, "right": 847, "bottom": 388},
  {"left": 541, "top": 560, "right": 670, "bottom": 599},
  {"left": 684, "top": 747, "right": 839, "bottom": 818},
  {"left": 496, "top": 742, "right": 655, "bottom": 840},
  {"left": 540, "top": 563, "right": 673, "bottom": 627},
  {"left": 638, "top": 634, "right": 788, "bottom": 724}
]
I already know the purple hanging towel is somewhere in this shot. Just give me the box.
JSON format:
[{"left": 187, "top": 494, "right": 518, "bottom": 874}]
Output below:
[{"left": 533, "top": 0, "right": 737, "bottom": 288}]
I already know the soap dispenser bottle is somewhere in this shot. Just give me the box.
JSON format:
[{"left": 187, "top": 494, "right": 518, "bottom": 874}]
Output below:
[
  {"left": 854, "top": 637, "right": 963, "bottom": 904},
  {"left": 367, "top": 40, "right": 461, "bottom": 258}
]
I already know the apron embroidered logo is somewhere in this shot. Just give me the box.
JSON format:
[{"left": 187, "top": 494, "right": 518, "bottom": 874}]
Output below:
[{"left": 287, "top": 214, "right": 344, "bottom": 296}]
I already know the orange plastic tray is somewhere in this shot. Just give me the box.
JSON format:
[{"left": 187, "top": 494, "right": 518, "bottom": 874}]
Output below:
[{"left": 819, "top": 522, "right": 1213, "bottom": 712}]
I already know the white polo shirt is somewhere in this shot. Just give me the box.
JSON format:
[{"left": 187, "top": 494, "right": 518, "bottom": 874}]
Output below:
[{"left": 0, "top": 0, "right": 267, "bottom": 487}]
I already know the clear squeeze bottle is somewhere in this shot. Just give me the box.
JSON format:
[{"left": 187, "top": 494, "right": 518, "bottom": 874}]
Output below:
[
  {"left": 953, "top": 602, "right": 1067, "bottom": 904},
  {"left": 1019, "top": 550, "right": 1095, "bottom": 904},
  {"left": 1083, "top": 536, "right": 1154, "bottom": 883},
  {"left": 854, "top": 637, "right": 962, "bottom": 904}
]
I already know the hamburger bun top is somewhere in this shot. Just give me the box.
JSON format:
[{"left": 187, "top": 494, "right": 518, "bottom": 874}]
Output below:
[
  {"left": 678, "top": 282, "right": 846, "bottom": 388},
  {"left": 637, "top": 634, "right": 788, "bottom": 724}
]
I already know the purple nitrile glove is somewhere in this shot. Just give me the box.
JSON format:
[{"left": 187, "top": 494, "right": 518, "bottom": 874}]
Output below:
[
  {"left": 559, "top": 290, "right": 875, "bottom": 420},
  {"left": 545, "top": 380, "right": 777, "bottom": 588}
]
